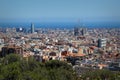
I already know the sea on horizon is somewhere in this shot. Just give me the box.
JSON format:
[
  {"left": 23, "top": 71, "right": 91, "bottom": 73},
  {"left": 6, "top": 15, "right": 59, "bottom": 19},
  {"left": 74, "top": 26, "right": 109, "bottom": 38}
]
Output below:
[{"left": 0, "top": 22, "right": 120, "bottom": 29}]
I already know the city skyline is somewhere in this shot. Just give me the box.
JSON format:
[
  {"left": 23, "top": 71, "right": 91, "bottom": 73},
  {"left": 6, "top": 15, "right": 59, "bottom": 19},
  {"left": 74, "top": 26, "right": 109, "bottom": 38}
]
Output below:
[{"left": 0, "top": 0, "right": 120, "bottom": 23}]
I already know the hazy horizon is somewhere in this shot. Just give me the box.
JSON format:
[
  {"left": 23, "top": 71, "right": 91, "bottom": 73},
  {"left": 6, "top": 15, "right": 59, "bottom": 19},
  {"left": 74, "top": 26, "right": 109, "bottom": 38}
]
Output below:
[{"left": 0, "top": 0, "right": 120, "bottom": 23}]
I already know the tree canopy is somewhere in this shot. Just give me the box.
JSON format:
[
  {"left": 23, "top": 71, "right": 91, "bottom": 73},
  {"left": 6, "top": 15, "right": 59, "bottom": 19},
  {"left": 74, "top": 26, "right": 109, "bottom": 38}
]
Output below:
[
  {"left": 0, "top": 54, "right": 78, "bottom": 80},
  {"left": 0, "top": 54, "right": 120, "bottom": 80}
]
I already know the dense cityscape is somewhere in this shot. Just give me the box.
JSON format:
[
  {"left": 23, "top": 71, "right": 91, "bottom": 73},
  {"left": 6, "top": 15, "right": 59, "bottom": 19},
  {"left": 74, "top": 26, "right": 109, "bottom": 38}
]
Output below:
[
  {"left": 0, "top": 0, "right": 120, "bottom": 80},
  {"left": 0, "top": 23, "right": 120, "bottom": 79}
]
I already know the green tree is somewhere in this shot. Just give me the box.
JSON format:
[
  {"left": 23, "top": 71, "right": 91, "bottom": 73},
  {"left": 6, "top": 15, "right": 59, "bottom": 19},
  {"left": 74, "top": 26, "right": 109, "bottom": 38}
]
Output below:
[
  {"left": 0, "top": 62, "right": 22, "bottom": 80},
  {"left": 3, "top": 54, "right": 21, "bottom": 64},
  {"left": 0, "top": 54, "right": 80, "bottom": 80},
  {"left": 81, "top": 69, "right": 117, "bottom": 80}
]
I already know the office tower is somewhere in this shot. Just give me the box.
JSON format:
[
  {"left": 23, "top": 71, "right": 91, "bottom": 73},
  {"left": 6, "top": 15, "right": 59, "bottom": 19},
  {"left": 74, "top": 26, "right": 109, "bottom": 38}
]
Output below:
[
  {"left": 81, "top": 28, "right": 85, "bottom": 36},
  {"left": 74, "top": 27, "right": 79, "bottom": 36},
  {"left": 98, "top": 38, "right": 106, "bottom": 48},
  {"left": 81, "top": 28, "right": 87, "bottom": 36},
  {"left": 31, "top": 23, "right": 34, "bottom": 33}
]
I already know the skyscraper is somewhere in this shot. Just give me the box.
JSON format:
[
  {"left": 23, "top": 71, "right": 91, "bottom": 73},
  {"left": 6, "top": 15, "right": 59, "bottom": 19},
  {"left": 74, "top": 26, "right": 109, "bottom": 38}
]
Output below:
[
  {"left": 31, "top": 23, "right": 34, "bottom": 33},
  {"left": 74, "top": 27, "right": 79, "bottom": 36},
  {"left": 81, "top": 28, "right": 87, "bottom": 36},
  {"left": 98, "top": 38, "right": 106, "bottom": 48}
]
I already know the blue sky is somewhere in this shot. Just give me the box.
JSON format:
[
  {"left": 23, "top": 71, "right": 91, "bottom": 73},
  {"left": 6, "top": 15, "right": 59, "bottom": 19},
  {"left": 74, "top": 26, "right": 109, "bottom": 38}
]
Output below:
[{"left": 0, "top": 0, "right": 120, "bottom": 23}]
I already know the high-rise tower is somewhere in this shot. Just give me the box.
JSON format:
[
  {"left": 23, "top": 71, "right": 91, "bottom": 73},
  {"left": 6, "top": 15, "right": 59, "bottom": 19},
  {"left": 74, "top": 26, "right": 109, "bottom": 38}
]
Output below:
[
  {"left": 74, "top": 27, "right": 79, "bottom": 36},
  {"left": 31, "top": 23, "right": 34, "bottom": 33},
  {"left": 98, "top": 38, "right": 106, "bottom": 48},
  {"left": 81, "top": 28, "right": 87, "bottom": 36}
]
